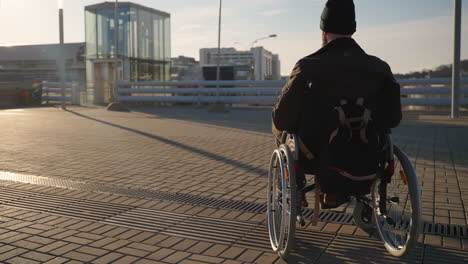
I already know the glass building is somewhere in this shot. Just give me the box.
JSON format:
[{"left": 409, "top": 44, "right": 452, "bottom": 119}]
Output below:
[{"left": 85, "top": 2, "right": 170, "bottom": 103}]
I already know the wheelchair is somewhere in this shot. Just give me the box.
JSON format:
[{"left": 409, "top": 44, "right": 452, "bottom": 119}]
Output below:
[{"left": 267, "top": 131, "right": 421, "bottom": 258}]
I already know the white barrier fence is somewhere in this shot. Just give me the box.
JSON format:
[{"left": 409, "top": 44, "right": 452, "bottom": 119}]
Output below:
[
  {"left": 42, "top": 81, "right": 82, "bottom": 104},
  {"left": 116, "top": 78, "right": 468, "bottom": 106},
  {"left": 117, "top": 80, "right": 283, "bottom": 104}
]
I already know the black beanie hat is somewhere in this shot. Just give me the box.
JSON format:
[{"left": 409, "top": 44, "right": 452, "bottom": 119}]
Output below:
[{"left": 320, "top": 0, "right": 356, "bottom": 35}]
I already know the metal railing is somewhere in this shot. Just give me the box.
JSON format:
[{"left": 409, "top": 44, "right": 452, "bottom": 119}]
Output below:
[
  {"left": 42, "top": 81, "right": 82, "bottom": 105},
  {"left": 115, "top": 78, "right": 468, "bottom": 106}
]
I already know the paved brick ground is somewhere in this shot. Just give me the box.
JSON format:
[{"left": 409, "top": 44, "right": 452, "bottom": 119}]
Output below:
[{"left": 0, "top": 106, "right": 467, "bottom": 263}]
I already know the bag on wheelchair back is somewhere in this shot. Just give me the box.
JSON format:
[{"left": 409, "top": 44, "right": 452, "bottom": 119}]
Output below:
[
  {"left": 300, "top": 97, "right": 381, "bottom": 195},
  {"left": 321, "top": 98, "right": 380, "bottom": 195}
]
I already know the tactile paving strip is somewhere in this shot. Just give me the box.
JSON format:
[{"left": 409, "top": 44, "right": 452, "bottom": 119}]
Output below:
[
  {"left": 0, "top": 171, "right": 267, "bottom": 213},
  {"left": 0, "top": 171, "right": 354, "bottom": 224},
  {"left": 0, "top": 186, "right": 135, "bottom": 221},
  {"left": 1, "top": 171, "right": 467, "bottom": 240}
]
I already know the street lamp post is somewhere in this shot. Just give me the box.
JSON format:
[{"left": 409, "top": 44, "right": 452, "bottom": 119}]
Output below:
[
  {"left": 451, "top": 0, "right": 462, "bottom": 118},
  {"left": 114, "top": 0, "right": 119, "bottom": 102},
  {"left": 216, "top": 0, "right": 222, "bottom": 96},
  {"left": 250, "top": 34, "right": 277, "bottom": 49},
  {"left": 58, "top": 0, "right": 66, "bottom": 110},
  {"left": 208, "top": 0, "right": 228, "bottom": 112}
]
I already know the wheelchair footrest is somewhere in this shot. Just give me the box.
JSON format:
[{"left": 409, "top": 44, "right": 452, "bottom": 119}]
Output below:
[{"left": 303, "top": 184, "right": 316, "bottom": 194}]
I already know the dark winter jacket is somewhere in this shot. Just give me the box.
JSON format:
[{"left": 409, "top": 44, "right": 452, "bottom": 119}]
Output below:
[{"left": 272, "top": 37, "right": 402, "bottom": 142}]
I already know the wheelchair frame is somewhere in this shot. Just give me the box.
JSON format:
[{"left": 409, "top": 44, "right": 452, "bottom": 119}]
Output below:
[{"left": 267, "top": 131, "right": 421, "bottom": 259}]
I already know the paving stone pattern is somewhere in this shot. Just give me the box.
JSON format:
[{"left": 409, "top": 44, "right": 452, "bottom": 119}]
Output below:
[{"left": 0, "top": 106, "right": 467, "bottom": 263}]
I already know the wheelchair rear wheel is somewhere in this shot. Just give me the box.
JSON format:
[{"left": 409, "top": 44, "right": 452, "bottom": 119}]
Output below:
[
  {"left": 372, "top": 145, "right": 421, "bottom": 257},
  {"left": 267, "top": 144, "right": 297, "bottom": 259}
]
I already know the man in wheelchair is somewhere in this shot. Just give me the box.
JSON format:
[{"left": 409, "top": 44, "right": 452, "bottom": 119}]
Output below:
[{"left": 272, "top": 0, "right": 402, "bottom": 209}]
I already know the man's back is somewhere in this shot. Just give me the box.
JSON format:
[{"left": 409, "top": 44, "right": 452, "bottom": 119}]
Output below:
[{"left": 272, "top": 37, "right": 402, "bottom": 142}]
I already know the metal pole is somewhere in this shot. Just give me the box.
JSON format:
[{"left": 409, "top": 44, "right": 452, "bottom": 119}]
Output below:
[
  {"left": 59, "top": 8, "right": 66, "bottom": 110},
  {"left": 216, "top": 0, "right": 222, "bottom": 97},
  {"left": 451, "top": 0, "right": 462, "bottom": 118},
  {"left": 114, "top": 0, "right": 119, "bottom": 102}
]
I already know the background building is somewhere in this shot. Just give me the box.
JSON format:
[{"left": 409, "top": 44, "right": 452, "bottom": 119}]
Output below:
[
  {"left": 171, "top": 56, "right": 201, "bottom": 81},
  {"left": 0, "top": 43, "right": 85, "bottom": 83},
  {"left": 0, "top": 43, "right": 85, "bottom": 107},
  {"left": 199, "top": 47, "right": 281, "bottom": 80},
  {"left": 85, "top": 2, "right": 171, "bottom": 104}
]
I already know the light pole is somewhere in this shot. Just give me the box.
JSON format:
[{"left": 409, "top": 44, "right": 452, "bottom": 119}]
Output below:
[
  {"left": 58, "top": 0, "right": 66, "bottom": 110},
  {"left": 114, "top": 0, "right": 119, "bottom": 101},
  {"left": 250, "top": 34, "right": 277, "bottom": 80},
  {"left": 209, "top": 0, "right": 227, "bottom": 112},
  {"left": 216, "top": 0, "right": 222, "bottom": 95},
  {"left": 451, "top": 0, "right": 462, "bottom": 118}
]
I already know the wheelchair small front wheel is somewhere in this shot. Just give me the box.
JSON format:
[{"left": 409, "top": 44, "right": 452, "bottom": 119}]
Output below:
[
  {"left": 267, "top": 144, "right": 297, "bottom": 259},
  {"left": 372, "top": 145, "right": 421, "bottom": 257},
  {"left": 353, "top": 201, "right": 374, "bottom": 231}
]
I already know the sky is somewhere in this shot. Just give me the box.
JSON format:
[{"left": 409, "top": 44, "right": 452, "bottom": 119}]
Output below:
[{"left": 0, "top": 0, "right": 467, "bottom": 75}]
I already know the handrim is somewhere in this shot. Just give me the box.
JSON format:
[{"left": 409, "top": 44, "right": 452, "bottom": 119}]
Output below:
[{"left": 372, "top": 146, "right": 421, "bottom": 257}]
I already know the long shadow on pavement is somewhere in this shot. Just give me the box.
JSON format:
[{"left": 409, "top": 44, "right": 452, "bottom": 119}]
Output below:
[
  {"left": 65, "top": 109, "right": 268, "bottom": 177},
  {"left": 131, "top": 106, "right": 273, "bottom": 134}
]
